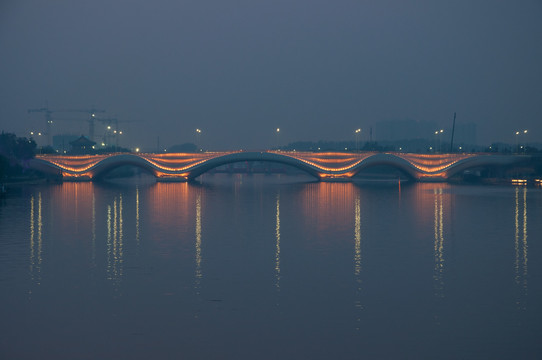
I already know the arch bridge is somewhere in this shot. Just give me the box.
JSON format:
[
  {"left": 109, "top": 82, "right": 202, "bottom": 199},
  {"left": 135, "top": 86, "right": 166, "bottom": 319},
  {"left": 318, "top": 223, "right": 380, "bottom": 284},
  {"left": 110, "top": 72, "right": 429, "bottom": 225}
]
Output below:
[{"left": 29, "top": 151, "right": 529, "bottom": 182}]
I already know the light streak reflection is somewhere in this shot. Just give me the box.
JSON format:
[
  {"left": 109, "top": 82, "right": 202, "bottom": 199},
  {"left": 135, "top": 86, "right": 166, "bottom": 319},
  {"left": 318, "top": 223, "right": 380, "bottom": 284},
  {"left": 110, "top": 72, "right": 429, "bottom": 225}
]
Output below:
[
  {"left": 300, "top": 182, "right": 355, "bottom": 239},
  {"left": 275, "top": 192, "right": 281, "bottom": 291},
  {"left": 514, "top": 186, "right": 528, "bottom": 310},
  {"left": 136, "top": 186, "right": 140, "bottom": 252},
  {"left": 106, "top": 195, "right": 124, "bottom": 293},
  {"left": 433, "top": 187, "right": 445, "bottom": 298},
  {"left": 38, "top": 192, "right": 42, "bottom": 279},
  {"left": 194, "top": 192, "right": 203, "bottom": 293},
  {"left": 29, "top": 195, "right": 34, "bottom": 282},
  {"left": 354, "top": 195, "right": 361, "bottom": 277},
  {"left": 354, "top": 192, "right": 362, "bottom": 330},
  {"left": 91, "top": 192, "right": 96, "bottom": 269},
  {"left": 107, "top": 205, "right": 111, "bottom": 278},
  {"left": 29, "top": 193, "right": 43, "bottom": 290}
]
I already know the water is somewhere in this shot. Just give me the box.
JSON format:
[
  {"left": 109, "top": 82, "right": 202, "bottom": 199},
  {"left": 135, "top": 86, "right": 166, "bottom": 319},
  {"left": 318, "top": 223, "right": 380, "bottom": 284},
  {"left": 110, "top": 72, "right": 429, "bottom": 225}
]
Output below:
[{"left": 1, "top": 174, "right": 541, "bottom": 359}]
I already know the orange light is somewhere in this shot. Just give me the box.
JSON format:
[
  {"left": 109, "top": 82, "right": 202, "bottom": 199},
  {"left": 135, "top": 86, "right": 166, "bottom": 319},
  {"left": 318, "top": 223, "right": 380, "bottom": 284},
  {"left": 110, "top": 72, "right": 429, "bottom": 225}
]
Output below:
[{"left": 35, "top": 151, "right": 482, "bottom": 181}]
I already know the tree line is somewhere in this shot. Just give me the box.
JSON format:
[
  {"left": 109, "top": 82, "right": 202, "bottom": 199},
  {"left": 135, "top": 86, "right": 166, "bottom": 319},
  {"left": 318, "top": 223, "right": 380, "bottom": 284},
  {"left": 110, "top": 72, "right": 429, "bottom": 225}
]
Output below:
[{"left": 0, "top": 132, "right": 37, "bottom": 179}]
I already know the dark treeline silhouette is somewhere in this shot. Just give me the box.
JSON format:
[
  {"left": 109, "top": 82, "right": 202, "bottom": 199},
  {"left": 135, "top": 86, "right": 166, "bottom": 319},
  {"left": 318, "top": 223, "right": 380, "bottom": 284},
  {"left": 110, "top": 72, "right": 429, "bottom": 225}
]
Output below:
[{"left": 0, "top": 132, "right": 37, "bottom": 179}]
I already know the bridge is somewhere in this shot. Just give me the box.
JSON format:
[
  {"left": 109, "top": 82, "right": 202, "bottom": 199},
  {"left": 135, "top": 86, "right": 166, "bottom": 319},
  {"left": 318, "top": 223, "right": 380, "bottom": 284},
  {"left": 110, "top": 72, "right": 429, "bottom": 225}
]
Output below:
[{"left": 28, "top": 151, "right": 529, "bottom": 182}]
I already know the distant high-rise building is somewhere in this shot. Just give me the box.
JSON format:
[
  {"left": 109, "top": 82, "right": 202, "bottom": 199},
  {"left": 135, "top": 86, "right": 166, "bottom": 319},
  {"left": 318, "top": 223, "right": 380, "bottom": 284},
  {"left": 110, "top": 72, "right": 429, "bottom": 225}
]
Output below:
[
  {"left": 53, "top": 134, "right": 79, "bottom": 153},
  {"left": 374, "top": 119, "right": 477, "bottom": 146},
  {"left": 374, "top": 119, "right": 437, "bottom": 141},
  {"left": 69, "top": 135, "right": 96, "bottom": 154}
]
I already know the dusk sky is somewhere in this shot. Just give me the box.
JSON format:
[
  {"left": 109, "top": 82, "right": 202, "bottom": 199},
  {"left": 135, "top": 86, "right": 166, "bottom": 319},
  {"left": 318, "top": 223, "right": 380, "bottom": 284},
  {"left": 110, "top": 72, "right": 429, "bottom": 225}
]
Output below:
[{"left": 1, "top": 0, "right": 541, "bottom": 150}]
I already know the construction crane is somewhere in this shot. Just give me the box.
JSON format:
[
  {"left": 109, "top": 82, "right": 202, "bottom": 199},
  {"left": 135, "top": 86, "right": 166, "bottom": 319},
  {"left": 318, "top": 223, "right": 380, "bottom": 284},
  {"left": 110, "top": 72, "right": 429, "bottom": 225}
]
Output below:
[
  {"left": 27, "top": 107, "right": 54, "bottom": 146},
  {"left": 59, "top": 108, "right": 106, "bottom": 142},
  {"left": 93, "top": 117, "right": 135, "bottom": 151},
  {"left": 95, "top": 117, "right": 119, "bottom": 148},
  {"left": 28, "top": 106, "right": 106, "bottom": 145}
]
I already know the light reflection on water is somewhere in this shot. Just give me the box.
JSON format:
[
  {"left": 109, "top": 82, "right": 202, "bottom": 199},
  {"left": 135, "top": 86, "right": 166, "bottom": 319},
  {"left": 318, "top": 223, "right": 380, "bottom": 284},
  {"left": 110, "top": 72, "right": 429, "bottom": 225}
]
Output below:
[
  {"left": 433, "top": 187, "right": 445, "bottom": 299},
  {"left": 275, "top": 192, "right": 281, "bottom": 291},
  {"left": 28, "top": 192, "right": 42, "bottom": 288},
  {"left": 1, "top": 175, "right": 542, "bottom": 359},
  {"left": 194, "top": 191, "right": 202, "bottom": 294},
  {"left": 515, "top": 186, "right": 528, "bottom": 310},
  {"left": 106, "top": 194, "right": 124, "bottom": 293},
  {"left": 353, "top": 193, "right": 362, "bottom": 330}
]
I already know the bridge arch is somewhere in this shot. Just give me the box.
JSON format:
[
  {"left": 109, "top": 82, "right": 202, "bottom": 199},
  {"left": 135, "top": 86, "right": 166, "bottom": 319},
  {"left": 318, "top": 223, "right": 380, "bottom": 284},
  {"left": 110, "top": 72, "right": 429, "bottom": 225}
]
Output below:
[
  {"left": 349, "top": 153, "right": 419, "bottom": 180},
  {"left": 440, "top": 154, "right": 530, "bottom": 179},
  {"left": 90, "top": 154, "right": 160, "bottom": 179},
  {"left": 185, "top": 152, "right": 322, "bottom": 180}
]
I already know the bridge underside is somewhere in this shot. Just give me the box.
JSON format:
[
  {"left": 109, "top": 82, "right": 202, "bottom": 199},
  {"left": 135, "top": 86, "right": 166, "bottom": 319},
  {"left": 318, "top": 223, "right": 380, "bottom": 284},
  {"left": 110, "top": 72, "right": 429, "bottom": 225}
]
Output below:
[{"left": 29, "top": 152, "right": 529, "bottom": 183}]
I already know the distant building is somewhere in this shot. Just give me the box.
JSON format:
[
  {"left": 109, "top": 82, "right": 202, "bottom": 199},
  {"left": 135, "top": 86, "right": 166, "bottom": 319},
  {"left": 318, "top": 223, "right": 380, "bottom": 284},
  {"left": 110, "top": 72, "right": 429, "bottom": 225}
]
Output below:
[
  {"left": 69, "top": 135, "right": 96, "bottom": 154},
  {"left": 374, "top": 119, "right": 477, "bottom": 146},
  {"left": 53, "top": 134, "right": 79, "bottom": 153},
  {"left": 374, "top": 119, "right": 438, "bottom": 141}
]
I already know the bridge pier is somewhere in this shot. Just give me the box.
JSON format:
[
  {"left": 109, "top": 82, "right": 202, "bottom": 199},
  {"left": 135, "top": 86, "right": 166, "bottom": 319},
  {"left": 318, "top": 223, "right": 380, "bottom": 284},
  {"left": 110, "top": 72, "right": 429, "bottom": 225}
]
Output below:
[
  {"left": 417, "top": 176, "right": 447, "bottom": 182},
  {"left": 62, "top": 175, "right": 92, "bottom": 182},
  {"left": 319, "top": 176, "right": 354, "bottom": 182},
  {"left": 156, "top": 176, "right": 189, "bottom": 182}
]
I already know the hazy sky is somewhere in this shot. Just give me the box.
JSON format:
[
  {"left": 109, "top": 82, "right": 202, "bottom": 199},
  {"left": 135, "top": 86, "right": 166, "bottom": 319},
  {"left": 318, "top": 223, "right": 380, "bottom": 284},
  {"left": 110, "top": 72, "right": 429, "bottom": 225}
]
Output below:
[{"left": 1, "top": 0, "right": 541, "bottom": 150}]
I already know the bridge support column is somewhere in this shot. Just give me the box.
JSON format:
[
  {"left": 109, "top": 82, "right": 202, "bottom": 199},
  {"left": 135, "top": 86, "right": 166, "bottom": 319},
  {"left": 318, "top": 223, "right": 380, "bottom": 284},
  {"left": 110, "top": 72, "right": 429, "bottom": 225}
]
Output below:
[
  {"left": 417, "top": 176, "right": 447, "bottom": 182},
  {"left": 320, "top": 177, "right": 354, "bottom": 182},
  {"left": 62, "top": 175, "right": 93, "bottom": 182},
  {"left": 318, "top": 173, "right": 356, "bottom": 182},
  {"left": 155, "top": 176, "right": 189, "bottom": 182}
]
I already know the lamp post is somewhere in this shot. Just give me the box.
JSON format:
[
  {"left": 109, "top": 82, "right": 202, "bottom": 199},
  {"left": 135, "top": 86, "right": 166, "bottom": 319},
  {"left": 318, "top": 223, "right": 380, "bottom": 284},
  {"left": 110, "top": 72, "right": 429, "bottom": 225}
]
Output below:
[
  {"left": 515, "top": 130, "right": 528, "bottom": 153},
  {"left": 30, "top": 131, "right": 43, "bottom": 151},
  {"left": 196, "top": 128, "right": 202, "bottom": 152},
  {"left": 276, "top": 128, "right": 280, "bottom": 150},
  {"left": 434, "top": 129, "right": 444, "bottom": 153},
  {"left": 355, "top": 128, "right": 361, "bottom": 152},
  {"left": 113, "top": 130, "right": 123, "bottom": 152}
]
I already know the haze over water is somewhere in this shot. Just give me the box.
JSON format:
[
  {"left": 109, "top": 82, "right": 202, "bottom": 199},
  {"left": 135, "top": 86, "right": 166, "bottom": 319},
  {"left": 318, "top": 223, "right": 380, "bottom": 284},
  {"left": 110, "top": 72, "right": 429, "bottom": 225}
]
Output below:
[{"left": 1, "top": 175, "right": 541, "bottom": 359}]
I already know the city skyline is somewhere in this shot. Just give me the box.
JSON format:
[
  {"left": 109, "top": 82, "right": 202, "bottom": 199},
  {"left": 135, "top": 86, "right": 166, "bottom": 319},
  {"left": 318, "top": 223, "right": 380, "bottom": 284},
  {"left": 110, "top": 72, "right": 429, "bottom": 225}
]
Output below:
[{"left": 1, "top": 0, "right": 541, "bottom": 150}]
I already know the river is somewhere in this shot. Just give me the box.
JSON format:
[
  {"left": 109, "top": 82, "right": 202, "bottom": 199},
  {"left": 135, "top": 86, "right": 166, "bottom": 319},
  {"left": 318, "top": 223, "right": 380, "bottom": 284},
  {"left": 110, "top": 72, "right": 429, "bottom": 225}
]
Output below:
[{"left": 1, "top": 174, "right": 541, "bottom": 359}]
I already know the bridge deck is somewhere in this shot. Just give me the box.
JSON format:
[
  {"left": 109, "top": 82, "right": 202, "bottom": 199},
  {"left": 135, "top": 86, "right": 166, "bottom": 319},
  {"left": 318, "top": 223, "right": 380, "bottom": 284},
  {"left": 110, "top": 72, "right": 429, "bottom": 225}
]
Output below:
[{"left": 30, "top": 151, "right": 528, "bottom": 182}]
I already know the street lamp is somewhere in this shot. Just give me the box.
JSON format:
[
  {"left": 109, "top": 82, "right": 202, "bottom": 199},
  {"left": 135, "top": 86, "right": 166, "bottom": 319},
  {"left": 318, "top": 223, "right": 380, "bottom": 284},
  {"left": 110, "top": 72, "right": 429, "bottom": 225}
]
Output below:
[
  {"left": 276, "top": 128, "right": 280, "bottom": 150},
  {"left": 434, "top": 129, "right": 444, "bottom": 153},
  {"left": 355, "top": 128, "right": 361, "bottom": 152},
  {"left": 113, "top": 130, "right": 123, "bottom": 152},
  {"left": 195, "top": 128, "right": 202, "bottom": 151},
  {"left": 515, "top": 130, "right": 528, "bottom": 153},
  {"left": 29, "top": 131, "right": 42, "bottom": 147}
]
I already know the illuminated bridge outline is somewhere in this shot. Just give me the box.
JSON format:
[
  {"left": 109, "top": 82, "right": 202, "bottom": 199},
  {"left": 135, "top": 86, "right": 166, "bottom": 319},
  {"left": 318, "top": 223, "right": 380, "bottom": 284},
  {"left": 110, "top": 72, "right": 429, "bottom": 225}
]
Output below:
[{"left": 29, "top": 151, "right": 529, "bottom": 182}]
